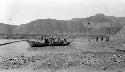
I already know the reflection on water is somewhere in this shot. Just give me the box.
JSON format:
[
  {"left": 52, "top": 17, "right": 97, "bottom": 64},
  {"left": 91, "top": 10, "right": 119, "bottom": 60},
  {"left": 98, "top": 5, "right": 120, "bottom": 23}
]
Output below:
[{"left": 0, "top": 40, "right": 44, "bottom": 57}]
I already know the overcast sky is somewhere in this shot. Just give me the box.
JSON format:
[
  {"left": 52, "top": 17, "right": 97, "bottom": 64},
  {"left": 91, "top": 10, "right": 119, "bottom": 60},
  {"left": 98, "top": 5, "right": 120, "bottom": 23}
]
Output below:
[{"left": 0, "top": 0, "right": 125, "bottom": 25}]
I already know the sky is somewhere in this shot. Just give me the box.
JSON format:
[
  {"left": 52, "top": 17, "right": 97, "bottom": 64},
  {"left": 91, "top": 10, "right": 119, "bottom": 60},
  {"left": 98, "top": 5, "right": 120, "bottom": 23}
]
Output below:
[{"left": 0, "top": 0, "right": 125, "bottom": 25}]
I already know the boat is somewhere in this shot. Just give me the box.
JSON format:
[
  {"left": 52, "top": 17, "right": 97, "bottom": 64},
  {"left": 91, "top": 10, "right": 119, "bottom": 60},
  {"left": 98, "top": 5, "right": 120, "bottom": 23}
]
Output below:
[{"left": 26, "top": 37, "right": 73, "bottom": 47}]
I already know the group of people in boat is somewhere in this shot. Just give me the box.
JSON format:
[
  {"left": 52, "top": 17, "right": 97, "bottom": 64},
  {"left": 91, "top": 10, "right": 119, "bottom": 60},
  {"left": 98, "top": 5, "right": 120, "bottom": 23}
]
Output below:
[
  {"left": 26, "top": 35, "right": 72, "bottom": 47},
  {"left": 39, "top": 35, "right": 68, "bottom": 45}
]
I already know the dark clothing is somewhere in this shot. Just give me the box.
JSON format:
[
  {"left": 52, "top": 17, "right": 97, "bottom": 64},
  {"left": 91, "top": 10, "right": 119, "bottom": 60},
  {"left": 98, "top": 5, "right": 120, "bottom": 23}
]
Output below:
[
  {"left": 105, "top": 36, "right": 109, "bottom": 42},
  {"left": 101, "top": 36, "right": 104, "bottom": 41},
  {"left": 96, "top": 36, "right": 99, "bottom": 42}
]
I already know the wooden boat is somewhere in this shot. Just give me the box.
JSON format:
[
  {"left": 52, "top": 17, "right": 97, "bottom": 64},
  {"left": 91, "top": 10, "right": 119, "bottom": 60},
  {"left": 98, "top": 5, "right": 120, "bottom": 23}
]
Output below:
[{"left": 26, "top": 37, "right": 73, "bottom": 47}]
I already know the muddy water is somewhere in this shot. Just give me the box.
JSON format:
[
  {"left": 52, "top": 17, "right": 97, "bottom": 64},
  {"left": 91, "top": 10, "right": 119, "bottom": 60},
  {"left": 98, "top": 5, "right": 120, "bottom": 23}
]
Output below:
[
  {"left": 0, "top": 39, "right": 125, "bottom": 72},
  {"left": 0, "top": 38, "right": 120, "bottom": 57},
  {"left": 0, "top": 40, "right": 45, "bottom": 57},
  {"left": 0, "top": 39, "right": 78, "bottom": 57}
]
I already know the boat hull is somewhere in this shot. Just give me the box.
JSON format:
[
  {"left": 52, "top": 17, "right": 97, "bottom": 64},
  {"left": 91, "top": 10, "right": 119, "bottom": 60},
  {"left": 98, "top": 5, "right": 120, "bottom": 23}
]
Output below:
[
  {"left": 27, "top": 40, "right": 48, "bottom": 47},
  {"left": 26, "top": 40, "right": 72, "bottom": 47}
]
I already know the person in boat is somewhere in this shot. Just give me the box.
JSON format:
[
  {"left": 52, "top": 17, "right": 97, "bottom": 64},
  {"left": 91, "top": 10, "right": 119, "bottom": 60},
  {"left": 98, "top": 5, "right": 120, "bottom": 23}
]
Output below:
[
  {"left": 44, "top": 35, "right": 54, "bottom": 43},
  {"left": 37, "top": 36, "right": 43, "bottom": 43},
  {"left": 39, "top": 35, "right": 48, "bottom": 43},
  {"left": 63, "top": 38, "right": 68, "bottom": 45},
  {"left": 44, "top": 36, "right": 49, "bottom": 43},
  {"left": 49, "top": 36, "right": 58, "bottom": 42},
  {"left": 40, "top": 36, "right": 44, "bottom": 40}
]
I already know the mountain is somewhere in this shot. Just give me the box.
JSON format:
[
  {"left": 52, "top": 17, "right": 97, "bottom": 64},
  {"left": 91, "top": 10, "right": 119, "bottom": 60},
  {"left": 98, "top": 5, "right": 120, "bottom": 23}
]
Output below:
[
  {"left": 0, "top": 13, "right": 125, "bottom": 36},
  {"left": 0, "top": 23, "right": 17, "bottom": 34},
  {"left": 14, "top": 19, "right": 69, "bottom": 34},
  {"left": 81, "top": 13, "right": 124, "bottom": 35}
]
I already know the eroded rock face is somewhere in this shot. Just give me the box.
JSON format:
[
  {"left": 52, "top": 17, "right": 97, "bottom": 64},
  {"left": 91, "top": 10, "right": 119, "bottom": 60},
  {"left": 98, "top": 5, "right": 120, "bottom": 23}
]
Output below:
[{"left": 0, "top": 51, "right": 125, "bottom": 71}]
